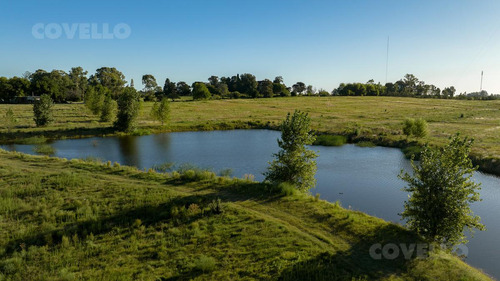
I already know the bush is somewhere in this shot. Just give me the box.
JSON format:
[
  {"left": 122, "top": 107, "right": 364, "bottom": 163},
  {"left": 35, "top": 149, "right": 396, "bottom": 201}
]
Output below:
[
  {"left": 413, "top": 118, "right": 429, "bottom": 138},
  {"left": 4, "top": 108, "right": 17, "bottom": 132},
  {"left": 277, "top": 182, "right": 297, "bottom": 196},
  {"left": 208, "top": 198, "right": 223, "bottom": 214},
  {"left": 403, "top": 118, "right": 428, "bottom": 138},
  {"left": 33, "top": 144, "right": 56, "bottom": 156},
  {"left": 114, "top": 87, "right": 141, "bottom": 132},
  {"left": 314, "top": 135, "right": 346, "bottom": 146},
  {"left": 150, "top": 97, "right": 170, "bottom": 126},
  {"left": 100, "top": 95, "right": 116, "bottom": 122},
  {"left": 192, "top": 82, "right": 211, "bottom": 100},
  {"left": 193, "top": 255, "right": 216, "bottom": 272},
  {"left": 85, "top": 86, "right": 106, "bottom": 115},
  {"left": 33, "top": 94, "right": 54, "bottom": 127}
]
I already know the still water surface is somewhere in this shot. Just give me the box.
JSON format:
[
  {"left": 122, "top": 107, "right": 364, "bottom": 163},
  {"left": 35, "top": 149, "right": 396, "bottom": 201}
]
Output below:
[{"left": 2, "top": 129, "right": 500, "bottom": 279}]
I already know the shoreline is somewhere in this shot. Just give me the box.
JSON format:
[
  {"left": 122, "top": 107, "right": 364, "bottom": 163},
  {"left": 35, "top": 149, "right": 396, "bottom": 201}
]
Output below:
[{"left": 2, "top": 121, "right": 499, "bottom": 178}]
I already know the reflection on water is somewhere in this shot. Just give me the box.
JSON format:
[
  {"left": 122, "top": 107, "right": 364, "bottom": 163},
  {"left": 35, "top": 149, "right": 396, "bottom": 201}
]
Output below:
[
  {"left": 118, "top": 136, "right": 140, "bottom": 167},
  {"left": 2, "top": 129, "right": 500, "bottom": 278}
]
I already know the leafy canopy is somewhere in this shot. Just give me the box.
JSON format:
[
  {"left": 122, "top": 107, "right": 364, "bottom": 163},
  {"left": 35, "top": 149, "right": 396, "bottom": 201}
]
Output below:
[
  {"left": 33, "top": 94, "right": 54, "bottom": 127},
  {"left": 265, "top": 110, "right": 318, "bottom": 191},
  {"left": 399, "top": 134, "right": 485, "bottom": 246}
]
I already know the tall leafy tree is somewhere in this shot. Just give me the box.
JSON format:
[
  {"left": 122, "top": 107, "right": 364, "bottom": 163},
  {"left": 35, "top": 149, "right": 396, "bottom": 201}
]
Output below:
[
  {"left": 265, "top": 110, "right": 318, "bottom": 191},
  {"left": 258, "top": 79, "right": 274, "bottom": 98},
  {"left": 192, "top": 82, "right": 211, "bottom": 100},
  {"left": 142, "top": 74, "right": 158, "bottom": 91},
  {"left": 399, "top": 134, "right": 485, "bottom": 246},
  {"left": 176, "top": 82, "right": 191, "bottom": 96},
  {"left": 163, "top": 78, "right": 179, "bottom": 100},
  {"left": 238, "top": 73, "right": 258, "bottom": 96},
  {"left": 208, "top": 76, "right": 219, "bottom": 86},
  {"left": 89, "top": 67, "right": 126, "bottom": 98},
  {"left": 68, "top": 67, "right": 88, "bottom": 101},
  {"left": 292, "top": 82, "right": 306, "bottom": 96},
  {"left": 141, "top": 74, "right": 158, "bottom": 101}
]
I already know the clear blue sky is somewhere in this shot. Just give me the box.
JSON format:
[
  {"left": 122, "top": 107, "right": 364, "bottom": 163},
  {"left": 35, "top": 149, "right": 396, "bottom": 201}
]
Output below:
[{"left": 1, "top": 0, "right": 500, "bottom": 94}]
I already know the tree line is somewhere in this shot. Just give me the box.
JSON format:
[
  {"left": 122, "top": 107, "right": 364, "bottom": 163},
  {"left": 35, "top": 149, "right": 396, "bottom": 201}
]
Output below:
[{"left": 1, "top": 67, "right": 499, "bottom": 103}]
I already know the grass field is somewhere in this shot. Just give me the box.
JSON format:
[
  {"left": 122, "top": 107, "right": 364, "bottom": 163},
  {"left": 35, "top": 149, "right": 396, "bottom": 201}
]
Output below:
[
  {"left": 1, "top": 96, "right": 499, "bottom": 173},
  {"left": 0, "top": 150, "right": 492, "bottom": 280}
]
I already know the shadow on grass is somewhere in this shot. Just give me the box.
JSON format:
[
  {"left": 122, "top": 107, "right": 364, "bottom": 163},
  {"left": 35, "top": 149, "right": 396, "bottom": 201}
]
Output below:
[
  {"left": 2, "top": 192, "right": 221, "bottom": 256},
  {"left": 278, "top": 223, "right": 422, "bottom": 281}
]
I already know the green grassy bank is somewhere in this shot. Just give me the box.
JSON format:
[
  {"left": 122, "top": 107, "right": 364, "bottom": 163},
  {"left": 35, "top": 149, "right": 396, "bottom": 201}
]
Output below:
[{"left": 0, "top": 149, "right": 492, "bottom": 280}]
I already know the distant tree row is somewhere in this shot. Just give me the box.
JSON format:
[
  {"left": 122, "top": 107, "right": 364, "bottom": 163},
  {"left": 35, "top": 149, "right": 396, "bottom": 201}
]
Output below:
[
  {"left": 333, "top": 74, "right": 500, "bottom": 100},
  {"left": 1, "top": 68, "right": 499, "bottom": 103},
  {"left": 0, "top": 67, "right": 127, "bottom": 103}
]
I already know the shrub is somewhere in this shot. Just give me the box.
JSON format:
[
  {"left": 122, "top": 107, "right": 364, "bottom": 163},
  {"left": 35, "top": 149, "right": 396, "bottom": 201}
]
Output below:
[
  {"left": 314, "top": 135, "right": 346, "bottom": 146},
  {"left": 193, "top": 255, "right": 216, "bottom": 273},
  {"left": 33, "top": 144, "right": 56, "bottom": 156},
  {"left": 413, "top": 118, "right": 429, "bottom": 138},
  {"left": 192, "top": 82, "right": 211, "bottom": 100},
  {"left": 4, "top": 108, "right": 17, "bottom": 132},
  {"left": 114, "top": 87, "right": 141, "bottom": 132},
  {"left": 277, "top": 182, "right": 297, "bottom": 196},
  {"left": 208, "top": 198, "right": 223, "bottom": 214},
  {"left": 99, "top": 95, "right": 116, "bottom": 122},
  {"left": 403, "top": 118, "right": 429, "bottom": 138},
  {"left": 150, "top": 97, "right": 171, "bottom": 126},
  {"left": 33, "top": 94, "right": 54, "bottom": 127}
]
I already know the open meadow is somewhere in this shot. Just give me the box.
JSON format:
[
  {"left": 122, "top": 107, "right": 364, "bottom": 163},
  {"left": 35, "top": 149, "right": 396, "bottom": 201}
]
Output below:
[{"left": 1, "top": 96, "right": 499, "bottom": 173}]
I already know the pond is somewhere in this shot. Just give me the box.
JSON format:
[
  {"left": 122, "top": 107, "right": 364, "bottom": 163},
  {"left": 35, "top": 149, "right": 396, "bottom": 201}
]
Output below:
[{"left": 2, "top": 129, "right": 500, "bottom": 279}]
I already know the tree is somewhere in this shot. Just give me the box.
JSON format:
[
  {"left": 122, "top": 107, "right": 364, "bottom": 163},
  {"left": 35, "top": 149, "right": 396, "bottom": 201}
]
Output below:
[
  {"left": 306, "top": 85, "right": 315, "bottom": 95},
  {"left": 100, "top": 94, "right": 116, "bottom": 122},
  {"left": 89, "top": 67, "right": 126, "bottom": 98},
  {"left": 30, "top": 69, "right": 71, "bottom": 102},
  {"left": 141, "top": 74, "right": 158, "bottom": 101},
  {"left": 4, "top": 108, "right": 17, "bottom": 132},
  {"left": 33, "top": 94, "right": 54, "bottom": 127},
  {"left": 264, "top": 110, "right": 318, "bottom": 191},
  {"left": 114, "top": 87, "right": 140, "bottom": 132},
  {"left": 292, "top": 82, "right": 306, "bottom": 96},
  {"left": 150, "top": 97, "right": 170, "bottom": 126},
  {"left": 85, "top": 85, "right": 108, "bottom": 115},
  {"left": 273, "top": 76, "right": 284, "bottom": 84},
  {"left": 239, "top": 73, "right": 258, "bottom": 96},
  {"left": 273, "top": 83, "right": 290, "bottom": 97},
  {"left": 258, "top": 79, "right": 274, "bottom": 98},
  {"left": 142, "top": 74, "right": 158, "bottom": 91},
  {"left": 442, "top": 86, "right": 456, "bottom": 99},
  {"left": 163, "top": 78, "right": 179, "bottom": 100},
  {"left": 176, "top": 82, "right": 191, "bottom": 96},
  {"left": 68, "top": 67, "right": 88, "bottom": 101},
  {"left": 399, "top": 135, "right": 485, "bottom": 246},
  {"left": 192, "top": 82, "right": 211, "bottom": 100},
  {"left": 208, "top": 76, "right": 219, "bottom": 86}
]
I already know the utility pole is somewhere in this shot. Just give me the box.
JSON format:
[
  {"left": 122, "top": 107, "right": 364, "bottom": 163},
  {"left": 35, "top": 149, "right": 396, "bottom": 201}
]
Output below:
[{"left": 385, "top": 36, "right": 389, "bottom": 84}]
